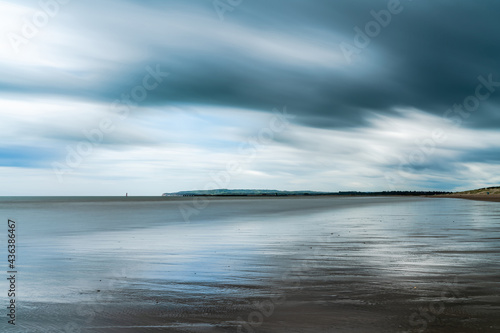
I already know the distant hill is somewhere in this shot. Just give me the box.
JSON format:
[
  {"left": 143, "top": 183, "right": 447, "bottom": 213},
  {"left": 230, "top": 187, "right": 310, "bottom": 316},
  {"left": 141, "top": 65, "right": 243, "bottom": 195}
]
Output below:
[
  {"left": 162, "top": 189, "right": 450, "bottom": 197},
  {"left": 454, "top": 186, "right": 500, "bottom": 195},
  {"left": 434, "top": 186, "right": 500, "bottom": 202},
  {"left": 162, "top": 189, "right": 329, "bottom": 196}
]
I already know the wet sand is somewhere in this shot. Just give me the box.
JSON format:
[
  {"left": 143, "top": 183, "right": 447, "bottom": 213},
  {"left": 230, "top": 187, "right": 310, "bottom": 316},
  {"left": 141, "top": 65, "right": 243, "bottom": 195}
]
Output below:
[
  {"left": 74, "top": 273, "right": 500, "bottom": 333},
  {"left": 433, "top": 194, "right": 500, "bottom": 203},
  {"left": 4, "top": 196, "right": 500, "bottom": 332}
]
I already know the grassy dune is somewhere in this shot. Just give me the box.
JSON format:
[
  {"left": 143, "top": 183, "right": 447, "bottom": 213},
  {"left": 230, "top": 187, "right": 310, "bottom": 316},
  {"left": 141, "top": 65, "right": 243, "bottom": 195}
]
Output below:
[
  {"left": 455, "top": 186, "right": 500, "bottom": 195},
  {"left": 434, "top": 186, "right": 500, "bottom": 202}
]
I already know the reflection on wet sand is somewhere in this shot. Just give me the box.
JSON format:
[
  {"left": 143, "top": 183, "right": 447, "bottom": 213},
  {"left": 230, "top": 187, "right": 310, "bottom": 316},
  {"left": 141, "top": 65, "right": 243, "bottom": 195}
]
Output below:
[{"left": 1, "top": 196, "right": 499, "bottom": 332}]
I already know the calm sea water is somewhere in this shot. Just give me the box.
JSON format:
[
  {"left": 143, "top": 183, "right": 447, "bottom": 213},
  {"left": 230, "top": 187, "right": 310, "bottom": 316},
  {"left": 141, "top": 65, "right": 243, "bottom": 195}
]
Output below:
[{"left": 0, "top": 196, "right": 499, "bottom": 331}]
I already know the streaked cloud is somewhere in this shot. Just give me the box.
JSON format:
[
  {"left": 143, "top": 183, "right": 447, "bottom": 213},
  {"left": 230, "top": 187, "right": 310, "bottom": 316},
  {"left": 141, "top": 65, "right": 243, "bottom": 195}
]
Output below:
[{"left": 1, "top": 0, "right": 499, "bottom": 194}]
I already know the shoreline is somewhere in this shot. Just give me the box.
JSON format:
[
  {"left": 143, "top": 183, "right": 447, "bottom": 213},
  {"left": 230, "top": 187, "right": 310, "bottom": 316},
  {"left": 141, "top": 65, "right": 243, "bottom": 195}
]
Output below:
[{"left": 431, "top": 194, "right": 500, "bottom": 203}]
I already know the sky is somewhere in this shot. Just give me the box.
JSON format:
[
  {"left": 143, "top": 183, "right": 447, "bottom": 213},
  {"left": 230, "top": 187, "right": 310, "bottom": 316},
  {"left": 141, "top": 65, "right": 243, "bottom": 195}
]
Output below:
[{"left": 1, "top": 0, "right": 500, "bottom": 195}]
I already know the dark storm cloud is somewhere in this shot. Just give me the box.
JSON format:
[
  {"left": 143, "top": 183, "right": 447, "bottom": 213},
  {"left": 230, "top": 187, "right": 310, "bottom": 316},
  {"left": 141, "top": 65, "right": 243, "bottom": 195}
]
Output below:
[
  {"left": 3, "top": 0, "right": 500, "bottom": 130},
  {"left": 459, "top": 148, "right": 500, "bottom": 164}
]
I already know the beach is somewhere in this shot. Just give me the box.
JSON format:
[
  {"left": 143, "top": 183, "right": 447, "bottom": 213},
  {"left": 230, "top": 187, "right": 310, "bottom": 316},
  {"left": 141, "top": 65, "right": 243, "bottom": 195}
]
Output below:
[
  {"left": 1, "top": 196, "right": 499, "bottom": 332},
  {"left": 433, "top": 194, "right": 500, "bottom": 203}
]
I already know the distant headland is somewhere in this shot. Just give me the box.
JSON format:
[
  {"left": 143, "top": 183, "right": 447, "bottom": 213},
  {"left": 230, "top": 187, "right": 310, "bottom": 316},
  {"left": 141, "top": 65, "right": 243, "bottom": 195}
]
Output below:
[
  {"left": 161, "top": 187, "right": 500, "bottom": 203},
  {"left": 162, "top": 189, "right": 450, "bottom": 197}
]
